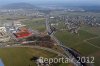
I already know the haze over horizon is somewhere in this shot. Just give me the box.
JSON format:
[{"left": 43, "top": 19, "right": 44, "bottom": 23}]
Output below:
[{"left": 0, "top": 0, "right": 100, "bottom": 6}]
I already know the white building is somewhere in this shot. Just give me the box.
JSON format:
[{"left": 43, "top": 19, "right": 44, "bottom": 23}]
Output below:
[
  {"left": 0, "top": 27, "right": 10, "bottom": 42},
  {"left": 0, "top": 27, "right": 6, "bottom": 32}
]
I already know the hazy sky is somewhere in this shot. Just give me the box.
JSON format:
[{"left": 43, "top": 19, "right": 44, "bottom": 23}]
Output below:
[{"left": 0, "top": 0, "right": 100, "bottom": 6}]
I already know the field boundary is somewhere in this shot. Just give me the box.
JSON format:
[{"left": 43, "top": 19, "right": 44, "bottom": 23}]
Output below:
[
  {"left": 83, "top": 36, "right": 100, "bottom": 49},
  {"left": 3, "top": 45, "right": 66, "bottom": 57}
]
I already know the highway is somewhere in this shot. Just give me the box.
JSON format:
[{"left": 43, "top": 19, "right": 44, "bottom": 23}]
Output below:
[{"left": 45, "top": 15, "right": 93, "bottom": 66}]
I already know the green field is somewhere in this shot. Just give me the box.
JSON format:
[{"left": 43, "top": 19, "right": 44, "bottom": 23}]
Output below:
[
  {"left": 22, "top": 18, "right": 46, "bottom": 32},
  {"left": 81, "top": 26, "right": 100, "bottom": 36},
  {"left": 55, "top": 30, "right": 100, "bottom": 66},
  {"left": 0, "top": 47, "right": 57, "bottom": 66},
  {"left": 88, "top": 37, "right": 100, "bottom": 47}
]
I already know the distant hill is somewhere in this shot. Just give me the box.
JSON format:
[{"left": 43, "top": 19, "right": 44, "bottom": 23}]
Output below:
[
  {"left": 61, "top": 4, "right": 100, "bottom": 12},
  {"left": 1, "top": 2, "right": 37, "bottom": 9}
]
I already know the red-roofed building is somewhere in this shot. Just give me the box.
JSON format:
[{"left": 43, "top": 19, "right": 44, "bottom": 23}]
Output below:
[{"left": 13, "top": 26, "right": 33, "bottom": 39}]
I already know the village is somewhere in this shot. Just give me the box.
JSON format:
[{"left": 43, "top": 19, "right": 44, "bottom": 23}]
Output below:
[{"left": 49, "top": 15, "right": 100, "bottom": 34}]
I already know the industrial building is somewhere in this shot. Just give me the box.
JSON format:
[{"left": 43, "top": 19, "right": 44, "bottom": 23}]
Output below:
[
  {"left": 0, "top": 27, "right": 10, "bottom": 42},
  {"left": 4, "top": 21, "right": 54, "bottom": 48}
]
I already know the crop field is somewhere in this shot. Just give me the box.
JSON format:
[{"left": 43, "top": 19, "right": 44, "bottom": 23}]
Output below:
[
  {"left": 0, "top": 47, "right": 57, "bottom": 66},
  {"left": 88, "top": 37, "right": 100, "bottom": 47},
  {"left": 81, "top": 26, "right": 100, "bottom": 36},
  {"left": 55, "top": 29, "right": 100, "bottom": 66},
  {"left": 22, "top": 18, "right": 46, "bottom": 32}
]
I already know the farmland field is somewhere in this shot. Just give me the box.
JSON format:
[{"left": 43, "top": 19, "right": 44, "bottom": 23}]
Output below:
[
  {"left": 55, "top": 29, "right": 100, "bottom": 66},
  {"left": 22, "top": 18, "right": 46, "bottom": 32},
  {"left": 0, "top": 47, "right": 57, "bottom": 66}
]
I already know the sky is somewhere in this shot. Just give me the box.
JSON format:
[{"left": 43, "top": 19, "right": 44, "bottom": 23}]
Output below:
[{"left": 0, "top": 0, "right": 100, "bottom": 6}]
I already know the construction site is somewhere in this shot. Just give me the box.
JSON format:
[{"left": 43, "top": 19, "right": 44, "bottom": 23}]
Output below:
[{"left": 0, "top": 21, "right": 54, "bottom": 48}]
